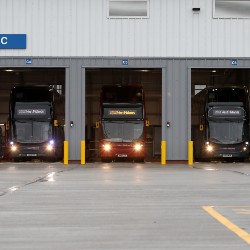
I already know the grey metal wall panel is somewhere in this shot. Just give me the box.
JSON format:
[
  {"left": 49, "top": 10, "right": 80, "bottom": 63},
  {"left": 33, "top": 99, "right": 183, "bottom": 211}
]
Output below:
[
  {"left": 165, "top": 60, "right": 188, "bottom": 160},
  {"left": 0, "top": 0, "right": 250, "bottom": 57},
  {"left": 67, "top": 60, "right": 83, "bottom": 160},
  {"left": 165, "top": 60, "right": 174, "bottom": 159}
]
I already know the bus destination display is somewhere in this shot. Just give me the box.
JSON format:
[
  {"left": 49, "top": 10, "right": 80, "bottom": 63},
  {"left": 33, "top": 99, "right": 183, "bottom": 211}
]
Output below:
[
  {"left": 103, "top": 107, "right": 142, "bottom": 119},
  {"left": 209, "top": 107, "right": 244, "bottom": 118},
  {"left": 17, "top": 109, "right": 46, "bottom": 115},
  {"left": 109, "top": 109, "right": 137, "bottom": 116}
]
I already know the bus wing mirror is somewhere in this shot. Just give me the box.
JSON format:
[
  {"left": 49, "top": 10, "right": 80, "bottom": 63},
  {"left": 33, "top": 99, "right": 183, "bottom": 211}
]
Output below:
[
  {"left": 54, "top": 120, "right": 58, "bottom": 127},
  {"left": 200, "top": 116, "right": 204, "bottom": 131},
  {"left": 96, "top": 121, "right": 100, "bottom": 129},
  {"left": 146, "top": 120, "right": 150, "bottom": 127}
]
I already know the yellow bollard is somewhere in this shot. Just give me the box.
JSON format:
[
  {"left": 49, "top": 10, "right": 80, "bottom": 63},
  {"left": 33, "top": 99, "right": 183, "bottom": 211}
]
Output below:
[
  {"left": 188, "top": 141, "right": 193, "bottom": 166},
  {"left": 81, "top": 140, "right": 86, "bottom": 165},
  {"left": 64, "top": 141, "right": 68, "bottom": 165},
  {"left": 161, "top": 141, "right": 166, "bottom": 165}
]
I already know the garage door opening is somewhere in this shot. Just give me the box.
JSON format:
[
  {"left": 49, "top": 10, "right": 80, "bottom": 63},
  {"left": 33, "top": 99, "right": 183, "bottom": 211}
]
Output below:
[
  {"left": 0, "top": 67, "right": 65, "bottom": 162},
  {"left": 85, "top": 68, "right": 162, "bottom": 162},
  {"left": 191, "top": 68, "right": 250, "bottom": 162}
]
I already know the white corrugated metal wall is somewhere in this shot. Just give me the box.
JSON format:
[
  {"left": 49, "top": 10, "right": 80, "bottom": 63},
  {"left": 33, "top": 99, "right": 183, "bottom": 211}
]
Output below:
[{"left": 0, "top": 0, "right": 249, "bottom": 57}]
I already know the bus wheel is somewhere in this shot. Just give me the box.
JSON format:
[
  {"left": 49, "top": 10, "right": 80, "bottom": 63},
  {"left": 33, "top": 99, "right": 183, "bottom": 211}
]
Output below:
[
  {"left": 12, "top": 158, "right": 20, "bottom": 162},
  {"left": 101, "top": 157, "right": 112, "bottom": 163},
  {"left": 238, "top": 158, "right": 245, "bottom": 163},
  {"left": 135, "top": 158, "right": 144, "bottom": 163}
]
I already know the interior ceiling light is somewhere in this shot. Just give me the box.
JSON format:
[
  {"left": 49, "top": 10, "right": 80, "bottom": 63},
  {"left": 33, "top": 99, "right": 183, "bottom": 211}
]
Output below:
[{"left": 5, "top": 69, "right": 13, "bottom": 72}]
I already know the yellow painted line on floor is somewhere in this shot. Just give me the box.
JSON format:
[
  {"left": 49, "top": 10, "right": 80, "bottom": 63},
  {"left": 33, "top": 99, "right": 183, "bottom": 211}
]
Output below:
[{"left": 203, "top": 206, "right": 250, "bottom": 245}]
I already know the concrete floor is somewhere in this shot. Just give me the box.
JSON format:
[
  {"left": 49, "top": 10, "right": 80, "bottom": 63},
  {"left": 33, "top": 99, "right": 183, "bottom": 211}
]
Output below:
[{"left": 0, "top": 161, "right": 250, "bottom": 250}]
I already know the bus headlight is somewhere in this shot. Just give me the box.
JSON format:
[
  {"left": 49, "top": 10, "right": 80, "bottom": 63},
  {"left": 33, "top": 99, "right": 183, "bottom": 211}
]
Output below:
[
  {"left": 206, "top": 144, "right": 213, "bottom": 152},
  {"left": 10, "top": 145, "right": 17, "bottom": 152},
  {"left": 10, "top": 141, "right": 17, "bottom": 151},
  {"left": 46, "top": 144, "right": 54, "bottom": 151},
  {"left": 134, "top": 143, "right": 143, "bottom": 151},
  {"left": 103, "top": 144, "right": 111, "bottom": 152},
  {"left": 46, "top": 140, "right": 55, "bottom": 151},
  {"left": 243, "top": 142, "right": 249, "bottom": 151},
  {"left": 49, "top": 140, "right": 55, "bottom": 145}
]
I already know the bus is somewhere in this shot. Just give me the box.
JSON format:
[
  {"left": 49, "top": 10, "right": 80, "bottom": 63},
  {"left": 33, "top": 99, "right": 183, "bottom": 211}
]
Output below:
[
  {"left": 8, "top": 85, "right": 64, "bottom": 161},
  {"left": 192, "top": 86, "right": 250, "bottom": 161},
  {"left": 98, "top": 85, "right": 147, "bottom": 162},
  {"left": 0, "top": 126, "right": 2, "bottom": 159}
]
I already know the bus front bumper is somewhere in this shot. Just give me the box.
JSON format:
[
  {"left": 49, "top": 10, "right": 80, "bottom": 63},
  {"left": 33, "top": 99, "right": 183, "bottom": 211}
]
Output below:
[
  {"left": 100, "top": 142, "right": 145, "bottom": 159},
  {"left": 8, "top": 143, "right": 57, "bottom": 159},
  {"left": 202, "top": 143, "right": 249, "bottom": 159}
]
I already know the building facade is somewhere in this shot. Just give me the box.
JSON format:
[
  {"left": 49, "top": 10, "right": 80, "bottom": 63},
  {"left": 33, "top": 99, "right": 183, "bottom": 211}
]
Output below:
[{"left": 0, "top": 0, "right": 250, "bottom": 161}]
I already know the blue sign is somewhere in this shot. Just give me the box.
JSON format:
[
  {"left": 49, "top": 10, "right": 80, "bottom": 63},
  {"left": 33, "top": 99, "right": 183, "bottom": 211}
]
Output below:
[
  {"left": 25, "top": 58, "right": 32, "bottom": 64},
  {"left": 0, "top": 34, "right": 26, "bottom": 49},
  {"left": 122, "top": 59, "right": 128, "bottom": 65},
  {"left": 231, "top": 59, "right": 238, "bottom": 66}
]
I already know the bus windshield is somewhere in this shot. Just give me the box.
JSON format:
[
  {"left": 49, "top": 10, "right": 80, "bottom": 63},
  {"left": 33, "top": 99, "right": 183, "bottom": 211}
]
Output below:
[
  {"left": 102, "top": 86, "right": 143, "bottom": 103},
  {"left": 13, "top": 88, "right": 52, "bottom": 102},
  {"left": 208, "top": 88, "right": 247, "bottom": 104},
  {"left": 14, "top": 121, "right": 52, "bottom": 143},
  {"left": 208, "top": 121, "right": 244, "bottom": 144},
  {"left": 102, "top": 121, "right": 144, "bottom": 142}
]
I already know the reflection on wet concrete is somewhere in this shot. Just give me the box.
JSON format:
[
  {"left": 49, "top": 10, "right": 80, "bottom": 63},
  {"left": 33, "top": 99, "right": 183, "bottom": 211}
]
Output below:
[{"left": 0, "top": 165, "right": 77, "bottom": 197}]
